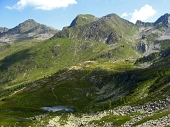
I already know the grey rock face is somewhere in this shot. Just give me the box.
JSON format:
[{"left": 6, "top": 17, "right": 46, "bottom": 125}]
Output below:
[
  {"left": 135, "top": 20, "right": 154, "bottom": 27},
  {"left": 154, "top": 13, "right": 170, "bottom": 28},
  {"left": 137, "top": 42, "right": 148, "bottom": 53},
  {"left": 0, "top": 27, "right": 9, "bottom": 33}
]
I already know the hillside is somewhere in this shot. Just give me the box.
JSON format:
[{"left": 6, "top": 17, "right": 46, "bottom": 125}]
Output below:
[{"left": 0, "top": 13, "right": 170, "bottom": 126}]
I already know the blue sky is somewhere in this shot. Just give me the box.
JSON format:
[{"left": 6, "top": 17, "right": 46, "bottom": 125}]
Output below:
[{"left": 0, "top": 0, "right": 169, "bottom": 30}]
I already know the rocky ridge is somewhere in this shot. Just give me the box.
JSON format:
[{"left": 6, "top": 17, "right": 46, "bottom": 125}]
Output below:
[{"left": 135, "top": 20, "right": 154, "bottom": 27}]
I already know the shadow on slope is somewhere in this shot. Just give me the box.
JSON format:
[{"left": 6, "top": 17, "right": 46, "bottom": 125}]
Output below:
[{"left": 0, "top": 49, "right": 32, "bottom": 71}]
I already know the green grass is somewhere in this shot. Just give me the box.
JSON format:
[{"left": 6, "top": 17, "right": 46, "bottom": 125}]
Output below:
[
  {"left": 59, "top": 114, "right": 69, "bottom": 126},
  {"left": 0, "top": 40, "right": 41, "bottom": 60},
  {"left": 0, "top": 61, "right": 169, "bottom": 126},
  {"left": 0, "top": 117, "right": 18, "bottom": 126},
  {"left": 0, "top": 35, "right": 138, "bottom": 100},
  {"left": 154, "top": 40, "right": 170, "bottom": 50},
  {"left": 0, "top": 55, "right": 170, "bottom": 125}
]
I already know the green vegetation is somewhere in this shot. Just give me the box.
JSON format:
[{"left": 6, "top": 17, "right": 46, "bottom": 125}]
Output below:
[
  {"left": 59, "top": 114, "right": 69, "bottom": 126},
  {"left": 0, "top": 40, "right": 40, "bottom": 60},
  {"left": 155, "top": 39, "right": 170, "bottom": 50},
  {"left": 0, "top": 55, "right": 170, "bottom": 126},
  {"left": 0, "top": 13, "right": 170, "bottom": 126}
]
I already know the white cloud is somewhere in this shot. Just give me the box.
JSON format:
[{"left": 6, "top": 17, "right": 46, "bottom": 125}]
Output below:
[
  {"left": 6, "top": 0, "right": 77, "bottom": 10},
  {"left": 130, "top": 4, "right": 156, "bottom": 23},
  {"left": 121, "top": 13, "right": 128, "bottom": 18}
]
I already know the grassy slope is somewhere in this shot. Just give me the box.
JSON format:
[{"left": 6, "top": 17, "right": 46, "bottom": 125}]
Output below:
[
  {"left": 0, "top": 61, "right": 133, "bottom": 126},
  {"left": 0, "top": 27, "right": 139, "bottom": 98},
  {"left": 0, "top": 40, "right": 41, "bottom": 60},
  {"left": 1, "top": 13, "right": 162, "bottom": 92},
  {"left": 0, "top": 58, "right": 170, "bottom": 126}
]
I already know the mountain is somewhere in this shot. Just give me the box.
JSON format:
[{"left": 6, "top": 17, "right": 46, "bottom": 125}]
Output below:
[
  {"left": 0, "top": 19, "right": 59, "bottom": 43},
  {"left": 135, "top": 13, "right": 170, "bottom": 28},
  {"left": 56, "top": 13, "right": 135, "bottom": 44},
  {"left": 0, "top": 13, "right": 170, "bottom": 126}
]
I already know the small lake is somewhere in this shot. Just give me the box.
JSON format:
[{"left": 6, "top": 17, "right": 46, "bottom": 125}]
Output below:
[{"left": 41, "top": 106, "right": 74, "bottom": 112}]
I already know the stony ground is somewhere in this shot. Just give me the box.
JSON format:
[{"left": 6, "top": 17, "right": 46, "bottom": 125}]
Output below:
[{"left": 43, "top": 96, "right": 170, "bottom": 127}]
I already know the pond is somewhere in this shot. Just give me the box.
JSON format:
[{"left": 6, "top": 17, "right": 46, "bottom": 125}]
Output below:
[{"left": 41, "top": 106, "right": 74, "bottom": 112}]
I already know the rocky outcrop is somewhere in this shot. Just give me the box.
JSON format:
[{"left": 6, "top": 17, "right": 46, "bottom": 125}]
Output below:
[
  {"left": 137, "top": 42, "right": 148, "bottom": 53},
  {"left": 133, "top": 42, "right": 148, "bottom": 53},
  {"left": 0, "top": 27, "right": 9, "bottom": 33},
  {"left": 136, "top": 20, "right": 154, "bottom": 27}
]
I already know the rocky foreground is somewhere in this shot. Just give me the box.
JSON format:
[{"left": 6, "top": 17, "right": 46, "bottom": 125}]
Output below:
[{"left": 39, "top": 96, "right": 170, "bottom": 127}]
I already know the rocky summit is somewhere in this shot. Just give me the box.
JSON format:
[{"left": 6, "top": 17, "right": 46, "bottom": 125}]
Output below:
[
  {"left": 0, "top": 13, "right": 170, "bottom": 127},
  {"left": 154, "top": 13, "right": 170, "bottom": 28}
]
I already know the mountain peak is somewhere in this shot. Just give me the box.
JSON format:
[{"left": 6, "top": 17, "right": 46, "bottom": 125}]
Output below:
[
  {"left": 69, "top": 14, "right": 98, "bottom": 28},
  {"left": 18, "top": 19, "right": 38, "bottom": 28},
  {"left": 102, "top": 13, "right": 118, "bottom": 18},
  {"left": 24, "top": 19, "right": 36, "bottom": 22},
  {"left": 154, "top": 13, "right": 170, "bottom": 27}
]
